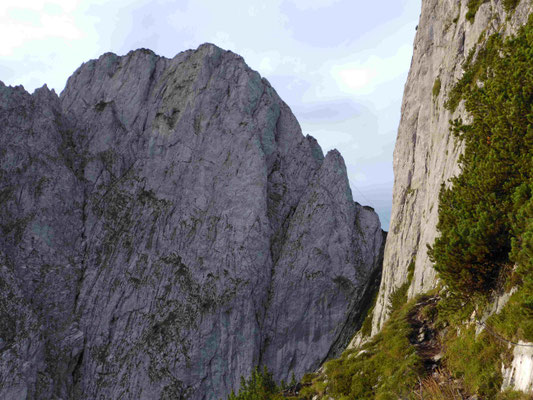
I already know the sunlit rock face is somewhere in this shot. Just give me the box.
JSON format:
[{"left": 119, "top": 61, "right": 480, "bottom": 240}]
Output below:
[
  {"left": 371, "top": 0, "right": 533, "bottom": 336},
  {"left": 502, "top": 341, "right": 533, "bottom": 393},
  {"left": 0, "top": 44, "right": 384, "bottom": 399}
]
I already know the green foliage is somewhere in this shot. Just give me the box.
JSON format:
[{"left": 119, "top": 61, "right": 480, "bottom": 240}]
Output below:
[
  {"left": 487, "top": 184, "right": 533, "bottom": 341},
  {"left": 429, "top": 23, "right": 533, "bottom": 398},
  {"left": 509, "top": 183, "right": 533, "bottom": 292},
  {"left": 304, "top": 297, "right": 423, "bottom": 399},
  {"left": 430, "top": 19, "right": 533, "bottom": 297},
  {"left": 298, "top": 289, "right": 532, "bottom": 400},
  {"left": 444, "top": 326, "right": 505, "bottom": 398},
  {"left": 502, "top": 0, "right": 520, "bottom": 13},
  {"left": 227, "top": 367, "right": 284, "bottom": 400},
  {"left": 497, "top": 389, "right": 533, "bottom": 400},
  {"left": 487, "top": 185, "right": 533, "bottom": 345},
  {"left": 488, "top": 287, "right": 533, "bottom": 343},
  {"left": 432, "top": 77, "right": 441, "bottom": 98},
  {"left": 445, "top": 48, "right": 475, "bottom": 112},
  {"left": 387, "top": 260, "right": 415, "bottom": 314},
  {"left": 466, "top": 0, "right": 489, "bottom": 22},
  {"left": 388, "top": 281, "right": 410, "bottom": 314},
  {"left": 434, "top": 291, "right": 475, "bottom": 330}
]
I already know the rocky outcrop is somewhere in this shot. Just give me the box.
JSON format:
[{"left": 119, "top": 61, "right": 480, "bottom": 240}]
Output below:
[
  {"left": 371, "top": 0, "right": 533, "bottom": 335},
  {"left": 0, "top": 83, "right": 85, "bottom": 399},
  {"left": 502, "top": 341, "right": 533, "bottom": 393},
  {"left": 0, "top": 44, "right": 384, "bottom": 399}
]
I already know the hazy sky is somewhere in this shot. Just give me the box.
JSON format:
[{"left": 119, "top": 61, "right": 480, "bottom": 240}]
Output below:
[{"left": 0, "top": 0, "right": 422, "bottom": 229}]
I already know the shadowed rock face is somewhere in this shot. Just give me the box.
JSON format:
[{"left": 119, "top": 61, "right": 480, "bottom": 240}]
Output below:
[{"left": 0, "top": 44, "right": 384, "bottom": 399}]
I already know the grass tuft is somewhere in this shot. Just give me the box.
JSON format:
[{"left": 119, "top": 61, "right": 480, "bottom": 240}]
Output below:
[{"left": 432, "top": 77, "right": 441, "bottom": 98}]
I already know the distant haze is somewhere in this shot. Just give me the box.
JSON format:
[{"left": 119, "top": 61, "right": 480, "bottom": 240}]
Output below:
[{"left": 0, "top": 0, "right": 421, "bottom": 229}]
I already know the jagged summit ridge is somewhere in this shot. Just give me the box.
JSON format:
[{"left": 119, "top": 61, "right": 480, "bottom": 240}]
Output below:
[{"left": 0, "top": 44, "right": 384, "bottom": 399}]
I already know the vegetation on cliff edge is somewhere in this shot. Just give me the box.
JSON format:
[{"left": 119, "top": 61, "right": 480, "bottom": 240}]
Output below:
[
  {"left": 227, "top": 15, "right": 533, "bottom": 400},
  {"left": 431, "top": 16, "right": 532, "bottom": 301}
]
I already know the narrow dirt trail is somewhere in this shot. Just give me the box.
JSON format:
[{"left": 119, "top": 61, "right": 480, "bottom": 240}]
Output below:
[
  {"left": 407, "top": 295, "right": 442, "bottom": 373},
  {"left": 407, "top": 295, "right": 475, "bottom": 400}
]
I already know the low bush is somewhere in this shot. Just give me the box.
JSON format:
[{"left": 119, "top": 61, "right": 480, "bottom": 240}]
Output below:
[{"left": 466, "top": 0, "right": 489, "bottom": 22}]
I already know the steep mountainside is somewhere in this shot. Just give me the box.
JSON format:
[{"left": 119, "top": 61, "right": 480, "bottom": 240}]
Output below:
[
  {"left": 0, "top": 44, "right": 384, "bottom": 399},
  {"left": 226, "top": 1, "right": 532, "bottom": 398},
  {"left": 372, "top": 0, "right": 533, "bottom": 334}
]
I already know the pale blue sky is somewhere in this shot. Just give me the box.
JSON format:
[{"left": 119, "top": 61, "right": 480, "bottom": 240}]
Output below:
[{"left": 0, "top": 0, "right": 422, "bottom": 229}]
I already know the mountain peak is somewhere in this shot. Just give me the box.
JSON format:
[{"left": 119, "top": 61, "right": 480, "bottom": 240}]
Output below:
[{"left": 0, "top": 41, "right": 384, "bottom": 399}]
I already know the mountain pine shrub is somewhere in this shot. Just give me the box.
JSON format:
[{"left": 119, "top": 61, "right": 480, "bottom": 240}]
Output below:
[
  {"left": 429, "top": 17, "right": 533, "bottom": 298},
  {"left": 387, "top": 259, "right": 415, "bottom": 314},
  {"left": 227, "top": 366, "right": 284, "bottom": 400}
]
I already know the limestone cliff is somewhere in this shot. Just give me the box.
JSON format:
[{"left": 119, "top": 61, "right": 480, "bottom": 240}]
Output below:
[
  {"left": 0, "top": 44, "right": 384, "bottom": 399},
  {"left": 371, "top": 0, "right": 533, "bottom": 335}
]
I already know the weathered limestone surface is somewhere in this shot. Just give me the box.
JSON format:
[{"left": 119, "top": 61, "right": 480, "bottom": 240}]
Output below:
[
  {"left": 0, "top": 44, "right": 384, "bottom": 399},
  {"left": 0, "top": 83, "right": 85, "bottom": 399},
  {"left": 371, "top": 0, "right": 533, "bottom": 336},
  {"left": 502, "top": 341, "right": 533, "bottom": 393}
]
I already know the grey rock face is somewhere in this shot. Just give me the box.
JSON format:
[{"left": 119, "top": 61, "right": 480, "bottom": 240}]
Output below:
[
  {"left": 0, "top": 82, "right": 85, "bottom": 398},
  {"left": 371, "top": 0, "right": 533, "bottom": 335},
  {"left": 0, "top": 44, "right": 384, "bottom": 399}
]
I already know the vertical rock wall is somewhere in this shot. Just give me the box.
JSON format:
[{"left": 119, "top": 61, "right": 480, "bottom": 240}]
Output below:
[{"left": 371, "top": 0, "right": 532, "bottom": 334}]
